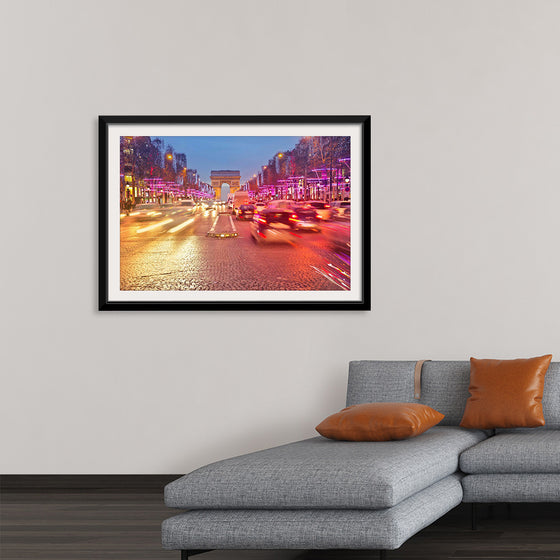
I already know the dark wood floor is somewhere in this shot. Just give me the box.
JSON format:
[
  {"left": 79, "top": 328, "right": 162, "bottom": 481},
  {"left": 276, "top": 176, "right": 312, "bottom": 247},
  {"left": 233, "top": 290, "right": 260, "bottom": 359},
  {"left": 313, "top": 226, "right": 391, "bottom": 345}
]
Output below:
[{"left": 1, "top": 489, "right": 559, "bottom": 559}]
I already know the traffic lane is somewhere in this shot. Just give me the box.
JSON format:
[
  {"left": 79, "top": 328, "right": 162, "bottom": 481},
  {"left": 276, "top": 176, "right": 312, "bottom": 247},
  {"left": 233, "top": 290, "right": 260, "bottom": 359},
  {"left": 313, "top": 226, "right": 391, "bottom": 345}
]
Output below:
[
  {"left": 120, "top": 206, "right": 210, "bottom": 236},
  {"left": 120, "top": 207, "right": 222, "bottom": 241},
  {"left": 120, "top": 210, "right": 217, "bottom": 289},
  {"left": 182, "top": 219, "right": 345, "bottom": 291},
  {"left": 120, "top": 216, "right": 343, "bottom": 291},
  {"left": 191, "top": 230, "right": 340, "bottom": 291},
  {"left": 120, "top": 208, "right": 217, "bottom": 245},
  {"left": 236, "top": 220, "right": 351, "bottom": 291}
]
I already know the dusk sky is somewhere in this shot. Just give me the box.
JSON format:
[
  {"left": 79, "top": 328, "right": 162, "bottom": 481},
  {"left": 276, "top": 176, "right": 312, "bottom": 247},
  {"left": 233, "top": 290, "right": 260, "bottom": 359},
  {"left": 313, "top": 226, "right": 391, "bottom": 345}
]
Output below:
[{"left": 157, "top": 136, "right": 302, "bottom": 184}]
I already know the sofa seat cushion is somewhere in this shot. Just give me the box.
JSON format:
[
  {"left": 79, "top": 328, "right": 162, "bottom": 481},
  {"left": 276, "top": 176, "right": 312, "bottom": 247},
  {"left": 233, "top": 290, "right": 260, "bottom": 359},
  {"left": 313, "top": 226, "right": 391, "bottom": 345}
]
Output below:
[
  {"left": 165, "top": 426, "right": 485, "bottom": 510},
  {"left": 462, "top": 474, "right": 560, "bottom": 502},
  {"left": 460, "top": 430, "right": 560, "bottom": 474},
  {"left": 162, "top": 474, "right": 463, "bottom": 551}
]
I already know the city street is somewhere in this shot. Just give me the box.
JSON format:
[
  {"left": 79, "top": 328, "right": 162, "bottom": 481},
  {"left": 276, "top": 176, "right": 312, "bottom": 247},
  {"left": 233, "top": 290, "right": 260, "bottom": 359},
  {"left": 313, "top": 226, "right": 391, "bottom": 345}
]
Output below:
[{"left": 120, "top": 206, "right": 351, "bottom": 291}]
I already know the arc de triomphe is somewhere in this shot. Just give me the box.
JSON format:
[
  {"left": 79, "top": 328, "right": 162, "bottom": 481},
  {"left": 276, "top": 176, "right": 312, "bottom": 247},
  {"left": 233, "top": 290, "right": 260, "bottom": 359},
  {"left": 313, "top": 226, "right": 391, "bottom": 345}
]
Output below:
[{"left": 210, "top": 170, "right": 241, "bottom": 200}]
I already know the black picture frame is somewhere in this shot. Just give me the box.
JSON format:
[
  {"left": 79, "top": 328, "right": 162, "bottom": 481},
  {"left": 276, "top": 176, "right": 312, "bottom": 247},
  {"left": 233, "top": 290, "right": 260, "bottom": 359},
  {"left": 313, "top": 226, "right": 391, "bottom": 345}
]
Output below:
[{"left": 99, "top": 115, "right": 371, "bottom": 310}]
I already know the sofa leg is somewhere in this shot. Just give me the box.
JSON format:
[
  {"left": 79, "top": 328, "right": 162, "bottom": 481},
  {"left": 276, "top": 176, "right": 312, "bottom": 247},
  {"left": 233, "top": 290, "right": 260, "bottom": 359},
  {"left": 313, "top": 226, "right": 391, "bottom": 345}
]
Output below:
[
  {"left": 471, "top": 503, "right": 477, "bottom": 530},
  {"left": 506, "top": 502, "right": 512, "bottom": 519},
  {"left": 181, "top": 551, "right": 211, "bottom": 559}
]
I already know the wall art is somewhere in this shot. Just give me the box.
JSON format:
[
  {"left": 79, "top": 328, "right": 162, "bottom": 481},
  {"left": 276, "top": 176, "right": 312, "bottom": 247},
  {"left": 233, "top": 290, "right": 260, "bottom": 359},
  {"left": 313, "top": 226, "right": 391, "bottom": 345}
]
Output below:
[{"left": 99, "top": 115, "right": 371, "bottom": 310}]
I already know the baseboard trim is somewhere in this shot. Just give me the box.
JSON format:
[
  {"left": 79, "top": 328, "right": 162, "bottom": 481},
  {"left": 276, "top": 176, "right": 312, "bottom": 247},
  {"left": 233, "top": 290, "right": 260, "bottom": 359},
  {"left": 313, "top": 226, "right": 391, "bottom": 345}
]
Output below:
[{"left": 0, "top": 474, "right": 182, "bottom": 491}]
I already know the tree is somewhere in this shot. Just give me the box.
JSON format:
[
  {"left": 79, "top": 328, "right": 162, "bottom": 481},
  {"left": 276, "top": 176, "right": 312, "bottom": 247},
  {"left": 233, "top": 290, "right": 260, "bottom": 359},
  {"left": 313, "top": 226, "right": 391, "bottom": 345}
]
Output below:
[
  {"left": 162, "top": 145, "right": 176, "bottom": 182},
  {"left": 306, "top": 137, "right": 351, "bottom": 200}
]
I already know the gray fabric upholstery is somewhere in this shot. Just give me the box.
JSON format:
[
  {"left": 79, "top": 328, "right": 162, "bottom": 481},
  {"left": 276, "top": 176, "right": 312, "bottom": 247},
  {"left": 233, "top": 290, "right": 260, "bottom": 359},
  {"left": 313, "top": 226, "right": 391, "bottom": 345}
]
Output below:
[
  {"left": 347, "top": 361, "right": 418, "bottom": 405},
  {"left": 347, "top": 361, "right": 471, "bottom": 425},
  {"left": 460, "top": 430, "right": 560, "bottom": 474},
  {"left": 347, "top": 360, "right": 560, "bottom": 428},
  {"left": 462, "top": 474, "right": 560, "bottom": 502},
  {"left": 165, "top": 427, "right": 484, "bottom": 510},
  {"left": 540, "top": 362, "right": 560, "bottom": 428},
  {"left": 162, "top": 474, "right": 463, "bottom": 551},
  {"left": 162, "top": 359, "right": 560, "bottom": 554},
  {"left": 165, "top": 426, "right": 485, "bottom": 509}
]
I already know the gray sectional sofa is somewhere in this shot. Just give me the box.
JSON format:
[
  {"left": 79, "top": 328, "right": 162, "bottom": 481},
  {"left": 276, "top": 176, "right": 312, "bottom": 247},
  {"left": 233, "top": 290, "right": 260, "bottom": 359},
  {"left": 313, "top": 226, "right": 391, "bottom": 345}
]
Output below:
[{"left": 162, "top": 360, "right": 560, "bottom": 559}]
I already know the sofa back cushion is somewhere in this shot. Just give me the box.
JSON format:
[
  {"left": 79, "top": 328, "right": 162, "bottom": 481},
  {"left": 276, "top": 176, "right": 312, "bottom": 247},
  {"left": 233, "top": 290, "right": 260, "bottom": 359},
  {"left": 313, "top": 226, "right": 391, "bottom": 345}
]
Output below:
[{"left": 347, "top": 360, "right": 560, "bottom": 428}]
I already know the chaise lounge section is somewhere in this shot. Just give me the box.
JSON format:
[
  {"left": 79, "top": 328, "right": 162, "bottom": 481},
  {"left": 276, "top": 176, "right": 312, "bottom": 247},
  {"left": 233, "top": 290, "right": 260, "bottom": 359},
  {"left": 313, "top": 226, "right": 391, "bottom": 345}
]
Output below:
[{"left": 162, "top": 360, "right": 560, "bottom": 558}]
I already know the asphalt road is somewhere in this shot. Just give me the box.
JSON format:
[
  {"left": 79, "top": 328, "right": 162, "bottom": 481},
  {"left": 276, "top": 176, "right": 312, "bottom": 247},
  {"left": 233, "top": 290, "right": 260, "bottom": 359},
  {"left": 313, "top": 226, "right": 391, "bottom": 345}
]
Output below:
[{"left": 120, "top": 207, "right": 350, "bottom": 291}]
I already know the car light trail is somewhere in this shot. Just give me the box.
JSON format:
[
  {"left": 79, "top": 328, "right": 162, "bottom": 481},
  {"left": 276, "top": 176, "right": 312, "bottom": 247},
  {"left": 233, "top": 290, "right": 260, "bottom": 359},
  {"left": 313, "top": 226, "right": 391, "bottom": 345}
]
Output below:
[
  {"left": 311, "top": 265, "right": 350, "bottom": 290},
  {"left": 168, "top": 218, "right": 195, "bottom": 233},
  {"left": 328, "top": 262, "right": 350, "bottom": 279},
  {"left": 136, "top": 219, "right": 173, "bottom": 233}
]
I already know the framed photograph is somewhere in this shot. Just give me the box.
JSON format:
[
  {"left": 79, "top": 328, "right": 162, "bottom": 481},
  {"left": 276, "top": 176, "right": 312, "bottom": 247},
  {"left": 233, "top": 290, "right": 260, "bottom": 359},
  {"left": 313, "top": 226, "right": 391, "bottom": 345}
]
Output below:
[{"left": 99, "top": 115, "right": 371, "bottom": 310}]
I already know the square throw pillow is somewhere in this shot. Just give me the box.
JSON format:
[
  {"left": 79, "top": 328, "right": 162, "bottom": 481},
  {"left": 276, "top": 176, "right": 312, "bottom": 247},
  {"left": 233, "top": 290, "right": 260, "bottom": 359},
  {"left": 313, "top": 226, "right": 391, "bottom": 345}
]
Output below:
[
  {"left": 459, "top": 355, "right": 552, "bottom": 429},
  {"left": 315, "top": 402, "right": 444, "bottom": 441}
]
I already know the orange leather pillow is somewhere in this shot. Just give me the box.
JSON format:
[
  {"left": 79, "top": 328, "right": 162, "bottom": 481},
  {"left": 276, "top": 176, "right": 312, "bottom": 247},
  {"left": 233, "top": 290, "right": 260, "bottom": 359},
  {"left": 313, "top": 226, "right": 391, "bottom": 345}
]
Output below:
[
  {"left": 315, "top": 402, "right": 445, "bottom": 442},
  {"left": 460, "top": 355, "right": 552, "bottom": 429}
]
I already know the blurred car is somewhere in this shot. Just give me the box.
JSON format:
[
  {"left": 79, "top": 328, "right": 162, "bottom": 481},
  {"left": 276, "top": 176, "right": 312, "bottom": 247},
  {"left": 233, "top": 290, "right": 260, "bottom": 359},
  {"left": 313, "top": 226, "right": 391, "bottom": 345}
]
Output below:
[
  {"left": 232, "top": 190, "right": 251, "bottom": 216},
  {"left": 237, "top": 204, "right": 256, "bottom": 220},
  {"left": 267, "top": 199, "right": 296, "bottom": 210},
  {"left": 305, "top": 201, "right": 331, "bottom": 220},
  {"left": 251, "top": 207, "right": 297, "bottom": 244},
  {"left": 289, "top": 207, "right": 321, "bottom": 232},
  {"left": 205, "top": 200, "right": 215, "bottom": 209},
  {"left": 330, "top": 200, "right": 351, "bottom": 218},
  {"left": 322, "top": 210, "right": 351, "bottom": 254},
  {"left": 254, "top": 202, "right": 267, "bottom": 213},
  {"left": 128, "top": 203, "right": 164, "bottom": 221},
  {"left": 178, "top": 200, "right": 197, "bottom": 215}
]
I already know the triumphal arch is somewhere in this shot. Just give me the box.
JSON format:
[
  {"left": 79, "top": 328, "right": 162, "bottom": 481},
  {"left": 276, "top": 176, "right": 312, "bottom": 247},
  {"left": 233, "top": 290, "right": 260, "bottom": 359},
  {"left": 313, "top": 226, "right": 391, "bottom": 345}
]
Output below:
[{"left": 210, "top": 170, "right": 241, "bottom": 200}]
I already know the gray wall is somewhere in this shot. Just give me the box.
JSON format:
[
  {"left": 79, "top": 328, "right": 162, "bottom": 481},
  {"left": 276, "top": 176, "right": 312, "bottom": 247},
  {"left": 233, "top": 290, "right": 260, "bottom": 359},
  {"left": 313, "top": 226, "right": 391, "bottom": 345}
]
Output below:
[{"left": 2, "top": 0, "right": 559, "bottom": 474}]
